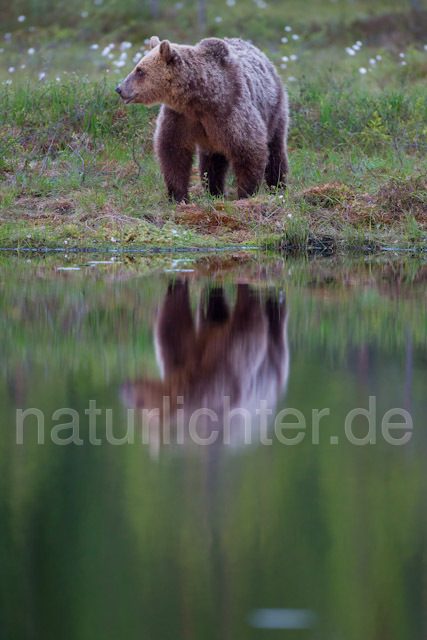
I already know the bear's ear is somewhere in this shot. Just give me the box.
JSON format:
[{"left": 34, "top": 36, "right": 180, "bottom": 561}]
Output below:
[
  {"left": 199, "top": 38, "right": 229, "bottom": 63},
  {"left": 150, "top": 36, "right": 160, "bottom": 49},
  {"left": 159, "top": 40, "right": 179, "bottom": 64}
]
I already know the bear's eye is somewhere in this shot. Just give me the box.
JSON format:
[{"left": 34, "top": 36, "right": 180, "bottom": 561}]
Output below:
[{"left": 136, "top": 68, "right": 145, "bottom": 77}]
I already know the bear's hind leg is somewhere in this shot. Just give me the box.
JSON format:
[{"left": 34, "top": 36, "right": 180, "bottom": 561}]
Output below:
[
  {"left": 265, "top": 125, "right": 288, "bottom": 190},
  {"left": 198, "top": 151, "right": 229, "bottom": 196}
]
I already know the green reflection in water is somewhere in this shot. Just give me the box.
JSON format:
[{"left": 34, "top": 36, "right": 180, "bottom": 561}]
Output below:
[{"left": 0, "top": 251, "right": 426, "bottom": 640}]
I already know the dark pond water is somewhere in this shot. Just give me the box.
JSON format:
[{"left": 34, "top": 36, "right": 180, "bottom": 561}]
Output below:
[{"left": 1, "top": 250, "right": 426, "bottom": 640}]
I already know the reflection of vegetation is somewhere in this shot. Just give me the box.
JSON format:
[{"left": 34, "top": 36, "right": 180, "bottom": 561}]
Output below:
[
  {"left": 1, "top": 252, "right": 425, "bottom": 367},
  {"left": 0, "top": 253, "right": 426, "bottom": 639}
]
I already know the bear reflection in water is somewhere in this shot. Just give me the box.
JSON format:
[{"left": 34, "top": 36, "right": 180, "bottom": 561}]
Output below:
[{"left": 121, "top": 281, "right": 289, "bottom": 449}]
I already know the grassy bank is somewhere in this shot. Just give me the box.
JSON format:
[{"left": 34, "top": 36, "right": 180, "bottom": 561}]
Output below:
[
  {"left": 0, "top": 2, "right": 426, "bottom": 251},
  {"left": 1, "top": 75, "right": 426, "bottom": 251}
]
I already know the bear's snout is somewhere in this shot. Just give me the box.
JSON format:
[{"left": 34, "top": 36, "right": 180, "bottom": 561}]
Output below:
[{"left": 115, "top": 86, "right": 122, "bottom": 96}]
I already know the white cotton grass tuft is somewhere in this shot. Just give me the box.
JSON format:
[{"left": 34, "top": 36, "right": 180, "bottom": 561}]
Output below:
[
  {"left": 359, "top": 67, "right": 367, "bottom": 74},
  {"left": 215, "top": 16, "right": 223, "bottom": 22},
  {"left": 399, "top": 52, "right": 405, "bottom": 57},
  {"left": 281, "top": 37, "right": 288, "bottom": 43},
  {"left": 284, "top": 26, "right": 292, "bottom": 31},
  {"left": 346, "top": 47, "right": 356, "bottom": 56},
  {"left": 226, "top": 0, "right": 236, "bottom": 6},
  {"left": 81, "top": 11, "right": 89, "bottom": 18},
  {"left": 8, "top": 66, "right": 15, "bottom": 73},
  {"left": 28, "top": 47, "right": 35, "bottom": 55},
  {"left": 90, "top": 44, "right": 99, "bottom": 50},
  {"left": 280, "top": 63, "right": 287, "bottom": 69},
  {"left": 400, "top": 61, "right": 407, "bottom": 66},
  {"left": 6, "top": 79, "right": 12, "bottom": 85},
  {"left": 292, "top": 34, "right": 299, "bottom": 40},
  {"left": 5, "top": 33, "right": 12, "bottom": 40},
  {"left": 290, "top": 54, "right": 297, "bottom": 61},
  {"left": 38, "top": 71, "right": 46, "bottom": 80},
  {"left": 281, "top": 55, "right": 288, "bottom": 61},
  {"left": 18, "top": 15, "right": 26, "bottom": 22},
  {"left": 120, "top": 41, "right": 132, "bottom": 51}
]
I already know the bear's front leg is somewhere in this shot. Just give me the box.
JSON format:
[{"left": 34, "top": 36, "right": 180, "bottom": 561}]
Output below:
[
  {"left": 154, "top": 108, "right": 195, "bottom": 203},
  {"left": 222, "top": 115, "right": 268, "bottom": 198},
  {"left": 156, "top": 139, "right": 194, "bottom": 203},
  {"left": 232, "top": 155, "right": 267, "bottom": 199},
  {"left": 230, "top": 133, "right": 268, "bottom": 198}
]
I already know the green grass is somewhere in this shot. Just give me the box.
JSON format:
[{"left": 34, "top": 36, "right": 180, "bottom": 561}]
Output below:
[
  {"left": 1, "top": 74, "right": 426, "bottom": 250},
  {"left": 0, "top": 1, "right": 426, "bottom": 251}
]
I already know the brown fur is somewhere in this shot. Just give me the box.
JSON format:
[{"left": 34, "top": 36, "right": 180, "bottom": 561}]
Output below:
[
  {"left": 116, "top": 37, "right": 289, "bottom": 202},
  {"left": 121, "top": 281, "right": 289, "bottom": 448}
]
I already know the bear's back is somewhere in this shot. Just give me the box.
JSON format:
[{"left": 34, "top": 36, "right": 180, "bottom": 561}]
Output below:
[{"left": 224, "top": 38, "right": 284, "bottom": 125}]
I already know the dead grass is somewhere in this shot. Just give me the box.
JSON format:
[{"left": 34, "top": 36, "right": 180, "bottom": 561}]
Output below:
[
  {"left": 301, "top": 176, "right": 427, "bottom": 228},
  {"left": 301, "top": 183, "right": 355, "bottom": 209},
  {"left": 375, "top": 176, "right": 427, "bottom": 221},
  {"left": 175, "top": 175, "right": 426, "bottom": 246},
  {"left": 176, "top": 205, "right": 247, "bottom": 232},
  {"left": 175, "top": 196, "right": 285, "bottom": 235},
  {"left": 8, "top": 196, "right": 77, "bottom": 218},
  {"left": 1, "top": 171, "right": 425, "bottom": 250}
]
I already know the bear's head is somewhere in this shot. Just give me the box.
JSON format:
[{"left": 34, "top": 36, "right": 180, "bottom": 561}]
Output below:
[
  {"left": 116, "top": 36, "right": 231, "bottom": 107},
  {"left": 115, "top": 36, "right": 185, "bottom": 106}
]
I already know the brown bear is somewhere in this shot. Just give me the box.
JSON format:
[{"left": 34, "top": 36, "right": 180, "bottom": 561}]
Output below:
[{"left": 116, "top": 36, "right": 289, "bottom": 202}]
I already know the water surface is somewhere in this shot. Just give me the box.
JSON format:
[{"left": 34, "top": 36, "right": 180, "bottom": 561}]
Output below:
[{"left": 1, "top": 250, "right": 426, "bottom": 640}]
